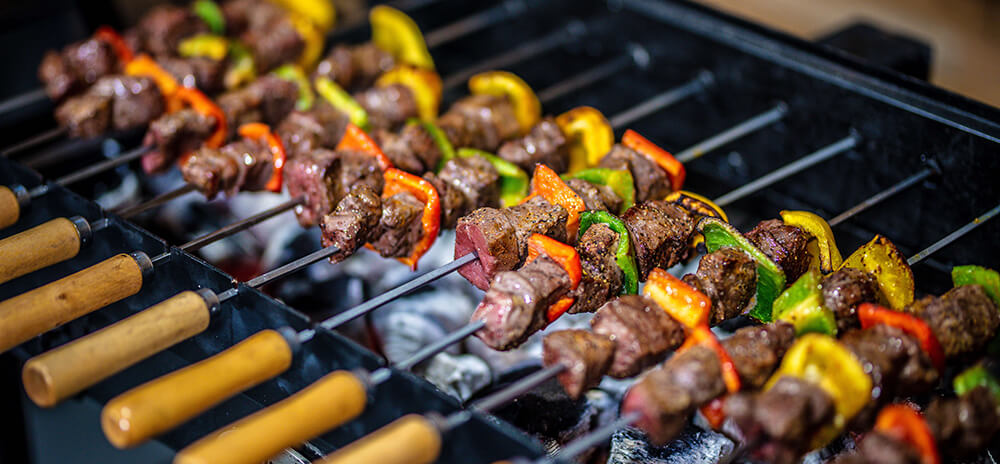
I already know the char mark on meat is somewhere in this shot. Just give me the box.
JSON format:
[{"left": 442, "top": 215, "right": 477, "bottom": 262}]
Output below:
[
  {"left": 621, "top": 201, "right": 696, "bottom": 279},
  {"left": 472, "top": 255, "right": 572, "bottom": 350},
  {"left": 821, "top": 267, "right": 881, "bottom": 331},
  {"left": 91, "top": 75, "right": 164, "bottom": 131},
  {"left": 320, "top": 184, "right": 383, "bottom": 262},
  {"left": 720, "top": 321, "right": 795, "bottom": 389},
  {"left": 437, "top": 94, "right": 520, "bottom": 152},
  {"left": 682, "top": 246, "right": 757, "bottom": 324},
  {"left": 506, "top": 195, "right": 569, "bottom": 250},
  {"left": 277, "top": 101, "right": 348, "bottom": 159},
  {"left": 497, "top": 117, "right": 568, "bottom": 173},
  {"left": 591, "top": 294, "right": 685, "bottom": 378},
  {"left": 55, "top": 94, "right": 111, "bottom": 139},
  {"left": 841, "top": 324, "right": 937, "bottom": 408},
  {"left": 354, "top": 84, "right": 419, "bottom": 132},
  {"left": 142, "top": 108, "right": 217, "bottom": 173},
  {"left": 285, "top": 149, "right": 384, "bottom": 227},
  {"left": 598, "top": 144, "right": 671, "bottom": 203},
  {"left": 39, "top": 37, "right": 117, "bottom": 101},
  {"left": 439, "top": 155, "right": 501, "bottom": 211},
  {"left": 137, "top": 5, "right": 208, "bottom": 56},
  {"left": 569, "top": 223, "right": 624, "bottom": 313},
  {"left": 904, "top": 284, "right": 1000, "bottom": 358},
  {"left": 181, "top": 137, "right": 276, "bottom": 198},
  {"left": 542, "top": 330, "right": 616, "bottom": 399},
  {"left": 374, "top": 123, "right": 442, "bottom": 175},
  {"left": 157, "top": 56, "right": 227, "bottom": 94},
  {"left": 368, "top": 192, "right": 425, "bottom": 258},
  {"left": 745, "top": 219, "right": 812, "bottom": 281}
]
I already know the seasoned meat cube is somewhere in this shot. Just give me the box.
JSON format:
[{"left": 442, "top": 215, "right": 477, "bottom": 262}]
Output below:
[
  {"left": 181, "top": 137, "right": 275, "bottom": 198},
  {"left": 137, "top": 5, "right": 208, "bottom": 56},
  {"left": 858, "top": 432, "right": 922, "bottom": 464},
  {"left": 320, "top": 185, "right": 383, "bottom": 262},
  {"left": 369, "top": 192, "right": 424, "bottom": 258},
  {"left": 455, "top": 207, "right": 519, "bottom": 290},
  {"left": 439, "top": 156, "right": 500, "bottom": 211},
  {"left": 542, "top": 330, "right": 616, "bottom": 399},
  {"left": 244, "top": 17, "right": 304, "bottom": 73},
  {"left": 591, "top": 295, "right": 685, "bottom": 377},
  {"left": 569, "top": 223, "right": 623, "bottom": 314},
  {"left": 313, "top": 45, "right": 355, "bottom": 89},
  {"left": 621, "top": 201, "right": 696, "bottom": 279},
  {"left": 285, "top": 149, "right": 383, "bottom": 227},
  {"left": 748, "top": 376, "right": 834, "bottom": 445},
  {"left": 63, "top": 38, "right": 117, "bottom": 89},
  {"left": 222, "top": 0, "right": 284, "bottom": 36},
  {"left": 217, "top": 75, "right": 298, "bottom": 135},
  {"left": 349, "top": 43, "right": 396, "bottom": 90},
  {"left": 821, "top": 267, "right": 881, "bottom": 331},
  {"left": 38, "top": 51, "right": 77, "bottom": 101},
  {"left": 622, "top": 346, "right": 725, "bottom": 444},
  {"left": 90, "top": 75, "right": 164, "bottom": 131},
  {"left": 681, "top": 247, "right": 757, "bottom": 324},
  {"left": 55, "top": 94, "right": 110, "bottom": 138},
  {"left": 720, "top": 322, "right": 795, "bottom": 389},
  {"left": 842, "top": 324, "right": 938, "bottom": 401},
  {"left": 565, "top": 178, "right": 621, "bottom": 213},
  {"left": 422, "top": 172, "right": 466, "bottom": 229},
  {"left": 401, "top": 122, "right": 443, "bottom": 174},
  {"left": 904, "top": 284, "right": 1000, "bottom": 358},
  {"left": 472, "top": 255, "right": 572, "bottom": 350},
  {"left": 437, "top": 95, "right": 520, "bottom": 151},
  {"left": 157, "top": 56, "right": 227, "bottom": 94},
  {"left": 745, "top": 219, "right": 812, "bottom": 281},
  {"left": 354, "top": 84, "right": 418, "bottom": 132},
  {"left": 505, "top": 196, "right": 568, "bottom": 252},
  {"left": 374, "top": 129, "right": 423, "bottom": 174},
  {"left": 598, "top": 144, "right": 671, "bottom": 202},
  {"left": 497, "top": 117, "right": 568, "bottom": 173},
  {"left": 142, "top": 108, "right": 217, "bottom": 173},
  {"left": 926, "top": 386, "right": 1000, "bottom": 456},
  {"left": 277, "top": 102, "right": 348, "bottom": 159}
]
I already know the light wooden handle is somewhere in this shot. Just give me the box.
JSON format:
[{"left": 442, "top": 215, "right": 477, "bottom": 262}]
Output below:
[
  {"left": 315, "top": 414, "right": 442, "bottom": 464},
  {"left": 0, "top": 185, "right": 21, "bottom": 229},
  {"left": 0, "top": 253, "right": 146, "bottom": 353},
  {"left": 102, "top": 329, "right": 294, "bottom": 449},
  {"left": 174, "top": 371, "right": 369, "bottom": 464},
  {"left": 23, "top": 290, "right": 214, "bottom": 407},
  {"left": 0, "top": 217, "right": 84, "bottom": 285}
]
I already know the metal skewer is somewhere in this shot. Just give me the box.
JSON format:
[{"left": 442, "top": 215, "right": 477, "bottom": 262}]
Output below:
[
  {"left": 675, "top": 102, "right": 788, "bottom": 163},
  {"left": 828, "top": 165, "right": 938, "bottom": 227},
  {"left": 908, "top": 202, "right": 1000, "bottom": 266},
  {"left": 1, "top": 127, "right": 67, "bottom": 158},
  {"left": 534, "top": 44, "right": 649, "bottom": 105},
  {"left": 609, "top": 70, "right": 714, "bottom": 130},
  {"left": 0, "top": 87, "right": 47, "bottom": 119}
]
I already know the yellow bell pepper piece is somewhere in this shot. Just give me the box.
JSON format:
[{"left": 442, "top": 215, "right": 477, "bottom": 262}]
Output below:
[
  {"left": 178, "top": 34, "right": 229, "bottom": 61},
  {"left": 370, "top": 5, "right": 434, "bottom": 70},
  {"left": 272, "top": 0, "right": 335, "bottom": 32},
  {"left": 766, "top": 334, "right": 872, "bottom": 448},
  {"left": 287, "top": 12, "right": 324, "bottom": 69},
  {"left": 469, "top": 71, "right": 540, "bottom": 135},
  {"left": 780, "top": 210, "right": 843, "bottom": 273},
  {"left": 555, "top": 106, "right": 614, "bottom": 173},
  {"left": 839, "top": 235, "right": 914, "bottom": 310},
  {"left": 376, "top": 66, "right": 442, "bottom": 121}
]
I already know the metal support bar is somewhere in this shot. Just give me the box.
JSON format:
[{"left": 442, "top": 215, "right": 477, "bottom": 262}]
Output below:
[
  {"left": 179, "top": 196, "right": 306, "bottom": 252},
  {"left": 908, "top": 203, "right": 1000, "bottom": 266},
  {"left": 114, "top": 183, "right": 198, "bottom": 218},
  {"left": 609, "top": 71, "right": 713, "bottom": 130},
  {"left": 675, "top": 102, "right": 788, "bottom": 163},
  {"left": 829, "top": 166, "right": 937, "bottom": 227}
]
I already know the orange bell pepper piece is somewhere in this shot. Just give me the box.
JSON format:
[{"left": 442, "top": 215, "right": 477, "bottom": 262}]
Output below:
[
  {"left": 125, "top": 54, "right": 181, "bottom": 112},
  {"left": 874, "top": 404, "right": 941, "bottom": 464},
  {"left": 644, "top": 268, "right": 711, "bottom": 330},
  {"left": 381, "top": 168, "right": 440, "bottom": 270},
  {"left": 622, "top": 129, "right": 685, "bottom": 192},
  {"left": 525, "top": 233, "right": 582, "bottom": 323},
  {"left": 237, "top": 123, "right": 287, "bottom": 193},
  {"left": 678, "top": 325, "right": 741, "bottom": 393},
  {"left": 522, "top": 164, "right": 586, "bottom": 241},
  {"left": 336, "top": 123, "right": 393, "bottom": 171},
  {"left": 173, "top": 87, "right": 227, "bottom": 149},
  {"left": 858, "top": 303, "right": 945, "bottom": 371}
]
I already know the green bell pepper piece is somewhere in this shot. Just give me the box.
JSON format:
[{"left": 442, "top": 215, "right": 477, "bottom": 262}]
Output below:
[
  {"left": 562, "top": 168, "right": 635, "bottom": 214},
  {"left": 700, "top": 217, "right": 786, "bottom": 322},
  {"left": 193, "top": 0, "right": 226, "bottom": 35},
  {"left": 954, "top": 364, "right": 1000, "bottom": 402},
  {"left": 952, "top": 265, "right": 1000, "bottom": 307},
  {"left": 456, "top": 148, "right": 528, "bottom": 207},
  {"left": 224, "top": 42, "right": 256, "bottom": 90},
  {"left": 772, "top": 268, "right": 837, "bottom": 335},
  {"left": 578, "top": 210, "right": 639, "bottom": 294},
  {"left": 272, "top": 65, "right": 314, "bottom": 111},
  {"left": 315, "top": 77, "right": 369, "bottom": 131}
]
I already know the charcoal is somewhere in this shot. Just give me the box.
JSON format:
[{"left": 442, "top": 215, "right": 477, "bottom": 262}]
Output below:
[
  {"left": 420, "top": 352, "right": 492, "bottom": 402},
  {"left": 607, "top": 425, "right": 734, "bottom": 464}
]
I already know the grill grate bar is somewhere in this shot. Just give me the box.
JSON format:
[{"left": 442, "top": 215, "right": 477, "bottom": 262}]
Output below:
[
  {"left": 0, "top": 87, "right": 46, "bottom": 119},
  {"left": 908, "top": 202, "right": 1000, "bottom": 266},
  {"left": 543, "top": 412, "right": 642, "bottom": 464},
  {"left": 609, "top": 71, "right": 713, "bottom": 130},
  {"left": 27, "top": 145, "right": 153, "bottom": 198},
  {"left": 829, "top": 166, "right": 937, "bottom": 227},
  {"left": 675, "top": 103, "right": 788, "bottom": 163}
]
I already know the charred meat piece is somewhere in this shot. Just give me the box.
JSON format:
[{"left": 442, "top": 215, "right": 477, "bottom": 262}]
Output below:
[
  {"left": 137, "top": 5, "right": 208, "bottom": 56},
  {"left": 39, "top": 37, "right": 117, "bottom": 101},
  {"left": 506, "top": 196, "right": 569, "bottom": 252},
  {"left": 821, "top": 267, "right": 881, "bottom": 331},
  {"left": 569, "top": 223, "right": 624, "bottom": 314},
  {"left": 181, "top": 137, "right": 276, "bottom": 198},
  {"left": 542, "top": 330, "right": 616, "bottom": 399},
  {"left": 55, "top": 94, "right": 110, "bottom": 138},
  {"left": 157, "top": 56, "right": 227, "bottom": 94},
  {"left": 39, "top": 51, "right": 77, "bottom": 101},
  {"left": 455, "top": 207, "right": 519, "bottom": 290},
  {"left": 904, "top": 284, "right": 1000, "bottom": 358},
  {"left": 422, "top": 172, "right": 467, "bottom": 229},
  {"left": 472, "top": 255, "right": 572, "bottom": 350},
  {"left": 925, "top": 386, "right": 1000, "bottom": 455},
  {"left": 285, "top": 149, "right": 384, "bottom": 227},
  {"left": 439, "top": 155, "right": 501, "bottom": 212},
  {"left": 222, "top": 0, "right": 284, "bottom": 36},
  {"left": 682, "top": 247, "right": 757, "bottom": 324},
  {"left": 598, "top": 144, "right": 671, "bottom": 203},
  {"left": 277, "top": 101, "right": 348, "bottom": 159},
  {"left": 354, "top": 84, "right": 419, "bottom": 132},
  {"left": 622, "top": 346, "right": 726, "bottom": 444},
  {"left": 320, "top": 184, "right": 383, "bottom": 262},
  {"left": 841, "top": 324, "right": 938, "bottom": 402},
  {"left": 90, "top": 75, "right": 164, "bottom": 131},
  {"left": 745, "top": 219, "right": 812, "bottom": 282},
  {"left": 141, "top": 108, "right": 217, "bottom": 173},
  {"left": 721, "top": 322, "right": 795, "bottom": 389},
  {"left": 437, "top": 94, "right": 520, "bottom": 152},
  {"left": 590, "top": 295, "right": 685, "bottom": 378},
  {"left": 497, "top": 117, "right": 568, "bottom": 173},
  {"left": 242, "top": 16, "right": 304, "bottom": 73},
  {"left": 621, "top": 201, "right": 696, "bottom": 279},
  {"left": 217, "top": 75, "right": 299, "bottom": 136},
  {"left": 565, "top": 178, "right": 620, "bottom": 213},
  {"left": 369, "top": 192, "right": 425, "bottom": 258},
  {"left": 313, "top": 43, "right": 395, "bottom": 91},
  {"left": 373, "top": 123, "right": 442, "bottom": 175},
  {"left": 857, "top": 431, "right": 923, "bottom": 464}
]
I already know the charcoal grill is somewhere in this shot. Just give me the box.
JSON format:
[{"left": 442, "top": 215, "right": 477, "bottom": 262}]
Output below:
[{"left": 1, "top": 0, "right": 999, "bottom": 462}]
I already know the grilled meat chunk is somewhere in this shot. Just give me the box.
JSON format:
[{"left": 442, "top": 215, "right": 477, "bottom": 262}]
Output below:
[
  {"left": 821, "top": 267, "right": 881, "bottom": 331},
  {"left": 354, "top": 84, "right": 419, "bottom": 132},
  {"left": 56, "top": 75, "right": 164, "bottom": 139},
  {"left": 437, "top": 94, "right": 520, "bottom": 152},
  {"left": 565, "top": 179, "right": 613, "bottom": 212},
  {"left": 842, "top": 324, "right": 938, "bottom": 403},
  {"left": 285, "top": 149, "right": 384, "bottom": 227},
  {"left": 542, "top": 330, "right": 616, "bottom": 399},
  {"left": 621, "top": 201, "right": 696, "bottom": 279},
  {"left": 455, "top": 207, "right": 519, "bottom": 290},
  {"left": 598, "top": 144, "right": 671, "bottom": 202},
  {"left": 314, "top": 43, "right": 395, "bottom": 91},
  {"left": 374, "top": 122, "right": 442, "bottom": 175},
  {"left": 181, "top": 136, "right": 278, "bottom": 198},
  {"left": 320, "top": 184, "right": 383, "bottom": 262},
  {"left": 857, "top": 432, "right": 923, "bottom": 464},
  {"left": 222, "top": 0, "right": 285, "bottom": 36},
  {"left": 745, "top": 219, "right": 812, "bottom": 281},
  {"left": 137, "top": 5, "right": 208, "bottom": 57},
  {"left": 439, "top": 155, "right": 501, "bottom": 211},
  {"left": 506, "top": 196, "right": 569, "bottom": 252},
  {"left": 277, "top": 101, "right": 348, "bottom": 159},
  {"left": 54, "top": 94, "right": 110, "bottom": 139},
  {"left": 217, "top": 75, "right": 299, "bottom": 133},
  {"left": 369, "top": 192, "right": 425, "bottom": 258},
  {"left": 721, "top": 322, "right": 795, "bottom": 389},
  {"left": 569, "top": 223, "right": 624, "bottom": 314},
  {"left": 497, "top": 117, "right": 568, "bottom": 173},
  {"left": 472, "top": 255, "right": 572, "bottom": 350},
  {"left": 239, "top": 12, "right": 303, "bottom": 73},
  {"left": 682, "top": 247, "right": 757, "bottom": 324},
  {"left": 591, "top": 295, "right": 685, "bottom": 378},
  {"left": 422, "top": 172, "right": 466, "bottom": 229},
  {"left": 904, "top": 284, "right": 1000, "bottom": 358},
  {"left": 157, "top": 56, "right": 227, "bottom": 94},
  {"left": 623, "top": 346, "right": 726, "bottom": 444},
  {"left": 39, "top": 37, "right": 116, "bottom": 101},
  {"left": 926, "top": 386, "right": 1000, "bottom": 455},
  {"left": 141, "top": 108, "right": 217, "bottom": 173}
]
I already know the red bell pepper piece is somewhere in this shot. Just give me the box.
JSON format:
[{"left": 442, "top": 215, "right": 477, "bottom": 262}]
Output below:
[
  {"left": 125, "top": 54, "right": 181, "bottom": 112},
  {"left": 873, "top": 404, "right": 941, "bottom": 464},
  {"left": 336, "top": 123, "right": 393, "bottom": 171},
  {"left": 644, "top": 268, "right": 711, "bottom": 330},
  {"left": 381, "top": 168, "right": 440, "bottom": 270},
  {"left": 173, "top": 87, "right": 227, "bottom": 150},
  {"left": 525, "top": 233, "right": 583, "bottom": 323},
  {"left": 700, "top": 396, "right": 728, "bottom": 430},
  {"left": 622, "top": 129, "right": 685, "bottom": 192},
  {"left": 237, "top": 123, "right": 287, "bottom": 193},
  {"left": 522, "top": 164, "right": 586, "bottom": 241},
  {"left": 679, "top": 325, "right": 741, "bottom": 393},
  {"left": 546, "top": 297, "right": 575, "bottom": 323},
  {"left": 94, "top": 26, "right": 134, "bottom": 65},
  {"left": 858, "top": 303, "right": 945, "bottom": 371}
]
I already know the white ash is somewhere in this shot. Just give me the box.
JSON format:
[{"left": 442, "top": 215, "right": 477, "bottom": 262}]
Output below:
[
  {"left": 418, "top": 352, "right": 493, "bottom": 402},
  {"left": 607, "top": 425, "right": 734, "bottom": 464}
]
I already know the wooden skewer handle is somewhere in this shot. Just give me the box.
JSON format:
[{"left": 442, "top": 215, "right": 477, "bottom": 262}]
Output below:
[
  {"left": 0, "top": 185, "right": 25, "bottom": 229},
  {"left": 0, "top": 252, "right": 148, "bottom": 353},
  {"left": 315, "top": 414, "right": 443, "bottom": 464},
  {"left": 174, "top": 371, "right": 369, "bottom": 464},
  {"left": 101, "top": 329, "right": 294, "bottom": 449},
  {"left": 0, "top": 216, "right": 89, "bottom": 285},
  {"left": 22, "top": 290, "right": 216, "bottom": 407}
]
